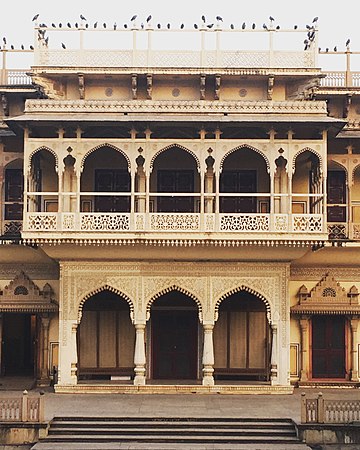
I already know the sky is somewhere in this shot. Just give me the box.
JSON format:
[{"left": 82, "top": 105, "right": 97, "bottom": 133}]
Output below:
[{"left": 1, "top": 0, "right": 359, "bottom": 70}]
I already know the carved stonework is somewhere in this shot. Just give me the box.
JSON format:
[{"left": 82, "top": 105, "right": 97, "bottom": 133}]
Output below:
[
  {"left": 200, "top": 74, "right": 206, "bottom": 100},
  {"left": 291, "top": 274, "right": 360, "bottom": 315},
  {"left": 78, "top": 74, "right": 85, "bottom": 99},
  {"left": 0, "top": 271, "right": 58, "bottom": 313},
  {"left": 146, "top": 74, "right": 152, "bottom": 100},
  {"left": 131, "top": 74, "right": 137, "bottom": 99},
  {"left": 31, "top": 76, "right": 65, "bottom": 99}
]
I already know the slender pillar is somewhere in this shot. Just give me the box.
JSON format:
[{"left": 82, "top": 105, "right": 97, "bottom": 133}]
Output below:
[
  {"left": 38, "top": 314, "right": 51, "bottom": 385},
  {"left": 134, "top": 323, "right": 146, "bottom": 385},
  {"left": 299, "top": 316, "right": 310, "bottom": 381},
  {"left": 350, "top": 318, "right": 359, "bottom": 381},
  {"left": 270, "top": 323, "right": 278, "bottom": 383},
  {"left": 202, "top": 323, "right": 215, "bottom": 386}
]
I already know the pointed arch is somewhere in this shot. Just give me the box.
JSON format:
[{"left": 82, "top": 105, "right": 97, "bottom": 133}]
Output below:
[
  {"left": 4, "top": 157, "right": 23, "bottom": 170},
  {"left": 77, "top": 284, "right": 134, "bottom": 323},
  {"left": 215, "top": 285, "right": 272, "bottom": 323},
  {"left": 81, "top": 143, "right": 131, "bottom": 171},
  {"left": 147, "top": 285, "right": 203, "bottom": 322},
  {"left": 28, "top": 146, "right": 58, "bottom": 172},
  {"left": 150, "top": 144, "right": 200, "bottom": 173},
  {"left": 220, "top": 144, "right": 270, "bottom": 173},
  {"left": 351, "top": 163, "right": 360, "bottom": 186},
  {"left": 292, "top": 147, "right": 323, "bottom": 174}
]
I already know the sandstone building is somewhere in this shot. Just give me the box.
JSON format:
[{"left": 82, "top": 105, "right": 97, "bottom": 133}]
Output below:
[{"left": 0, "top": 18, "right": 359, "bottom": 392}]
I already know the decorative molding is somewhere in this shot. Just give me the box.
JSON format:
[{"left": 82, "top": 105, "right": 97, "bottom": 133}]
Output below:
[
  {"left": 24, "top": 99, "right": 329, "bottom": 115},
  {"left": 0, "top": 263, "right": 59, "bottom": 280},
  {"left": 291, "top": 267, "right": 360, "bottom": 281}
]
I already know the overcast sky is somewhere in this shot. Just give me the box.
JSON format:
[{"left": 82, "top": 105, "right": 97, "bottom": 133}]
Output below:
[{"left": 1, "top": 0, "right": 359, "bottom": 70}]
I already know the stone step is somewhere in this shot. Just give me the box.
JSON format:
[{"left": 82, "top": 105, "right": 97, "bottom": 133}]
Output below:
[{"left": 48, "top": 426, "right": 297, "bottom": 436}]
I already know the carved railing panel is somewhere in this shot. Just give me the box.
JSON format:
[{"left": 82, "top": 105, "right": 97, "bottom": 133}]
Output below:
[
  {"left": 292, "top": 214, "right": 323, "bottom": 232},
  {"left": 302, "top": 394, "right": 360, "bottom": 424},
  {"left": 149, "top": 213, "right": 200, "bottom": 231},
  {"left": 2, "top": 220, "right": 22, "bottom": 237},
  {"left": 0, "top": 398, "right": 22, "bottom": 421},
  {"left": 328, "top": 223, "right": 348, "bottom": 240},
  {"left": 80, "top": 213, "right": 130, "bottom": 231},
  {"left": 26, "top": 213, "right": 58, "bottom": 231},
  {"left": 219, "top": 214, "right": 270, "bottom": 232},
  {"left": 351, "top": 223, "right": 360, "bottom": 240}
]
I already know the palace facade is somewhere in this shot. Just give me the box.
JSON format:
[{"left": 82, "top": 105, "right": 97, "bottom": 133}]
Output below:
[{"left": 0, "top": 18, "right": 360, "bottom": 392}]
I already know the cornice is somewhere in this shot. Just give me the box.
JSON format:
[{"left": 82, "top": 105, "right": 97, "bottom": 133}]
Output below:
[
  {"left": 0, "top": 263, "right": 59, "bottom": 280},
  {"left": 290, "top": 266, "right": 360, "bottom": 281},
  {"left": 24, "top": 99, "right": 328, "bottom": 115}
]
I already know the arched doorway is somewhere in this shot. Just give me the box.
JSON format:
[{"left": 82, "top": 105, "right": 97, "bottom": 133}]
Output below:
[
  {"left": 150, "top": 291, "right": 199, "bottom": 380},
  {"left": 77, "top": 290, "right": 135, "bottom": 380},
  {"left": 214, "top": 291, "right": 271, "bottom": 381}
]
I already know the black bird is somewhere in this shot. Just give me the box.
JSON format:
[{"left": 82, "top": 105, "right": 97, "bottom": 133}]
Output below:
[
  {"left": 230, "top": 23, "right": 234, "bottom": 30},
  {"left": 10, "top": 44, "right": 14, "bottom": 49},
  {"left": 242, "top": 22, "right": 246, "bottom": 29},
  {"left": 326, "top": 48, "right": 329, "bottom": 52},
  {"left": 194, "top": 23, "right": 198, "bottom": 29},
  {"left": 32, "top": 14, "right": 39, "bottom": 21},
  {"left": 21, "top": 44, "right": 24, "bottom": 50},
  {"left": 80, "top": 14, "right": 87, "bottom": 21},
  {"left": 276, "top": 25, "right": 280, "bottom": 30},
  {"left": 306, "top": 24, "right": 311, "bottom": 30},
  {"left": 334, "top": 46, "right": 337, "bottom": 52},
  {"left": 207, "top": 23, "right": 214, "bottom": 28},
  {"left": 312, "top": 16, "right": 318, "bottom": 23},
  {"left": 2, "top": 37, "right": 6, "bottom": 44},
  {"left": 263, "top": 23, "right": 268, "bottom": 30},
  {"left": 61, "top": 42, "right": 66, "bottom": 49},
  {"left": 180, "top": 23, "right": 184, "bottom": 29},
  {"left": 201, "top": 15, "right": 206, "bottom": 22},
  {"left": 113, "top": 22, "right": 117, "bottom": 30},
  {"left": 216, "top": 16, "right": 223, "bottom": 21},
  {"left": 124, "top": 24, "right": 128, "bottom": 29},
  {"left": 39, "top": 23, "right": 47, "bottom": 28},
  {"left": 167, "top": 23, "right": 170, "bottom": 29},
  {"left": 130, "top": 15, "right": 137, "bottom": 21},
  {"left": 85, "top": 23, "right": 89, "bottom": 28},
  {"left": 157, "top": 23, "right": 161, "bottom": 29},
  {"left": 346, "top": 38, "right": 350, "bottom": 47},
  {"left": 304, "top": 39, "right": 309, "bottom": 45},
  {"left": 294, "top": 24, "right": 298, "bottom": 29},
  {"left": 269, "top": 16, "right": 274, "bottom": 21},
  {"left": 146, "top": 15, "right": 152, "bottom": 23},
  {"left": 141, "top": 23, "right": 144, "bottom": 29},
  {"left": 94, "top": 22, "right": 98, "bottom": 28},
  {"left": 30, "top": 45, "right": 34, "bottom": 50},
  {"left": 103, "top": 23, "right": 107, "bottom": 28},
  {"left": 45, "top": 36, "right": 49, "bottom": 45},
  {"left": 58, "top": 23, "right": 62, "bottom": 28},
  {"left": 252, "top": 23, "right": 256, "bottom": 29},
  {"left": 75, "top": 23, "right": 78, "bottom": 28},
  {"left": 67, "top": 22, "right": 71, "bottom": 28},
  {"left": 52, "top": 23, "right": 56, "bottom": 28}
]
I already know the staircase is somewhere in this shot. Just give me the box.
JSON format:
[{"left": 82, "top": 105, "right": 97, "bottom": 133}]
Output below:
[{"left": 32, "top": 417, "right": 310, "bottom": 449}]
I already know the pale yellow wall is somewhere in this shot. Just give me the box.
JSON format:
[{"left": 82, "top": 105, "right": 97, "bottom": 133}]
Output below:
[
  {"left": 152, "top": 78, "right": 199, "bottom": 101},
  {"left": 221, "top": 77, "right": 266, "bottom": 101}
]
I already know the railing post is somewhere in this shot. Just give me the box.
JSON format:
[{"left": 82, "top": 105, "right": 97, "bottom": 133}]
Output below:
[
  {"left": 22, "top": 390, "right": 28, "bottom": 422},
  {"left": 317, "top": 392, "right": 324, "bottom": 423},
  {"left": 39, "top": 391, "right": 45, "bottom": 422},
  {"left": 301, "top": 392, "right": 307, "bottom": 423}
]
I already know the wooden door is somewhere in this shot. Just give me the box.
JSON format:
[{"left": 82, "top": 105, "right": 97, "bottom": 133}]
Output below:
[
  {"left": 95, "top": 169, "right": 130, "bottom": 212},
  {"left": 5, "top": 168, "right": 23, "bottom": 220},
  {"left": 152, "top": 310, "right": 198, "bottom": 379},
  {"left": 220, "top": 170, "right": 257, "bottom": 213},
  {"left": 327, "top": 171, "right": 346, "bottom": 222},
  {"left": 312, "top": 316, "right": 346, "bottom": 379},
  {"left": 157, "top": 170, "right": 194, "bottom": 212}
]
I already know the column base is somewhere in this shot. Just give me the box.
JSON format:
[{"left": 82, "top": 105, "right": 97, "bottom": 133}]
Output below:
[
  {"left": 134, "top": 374, "right": 146, "bottom": 386},
  {"left": 202, "top": 375, "right": 214, "bottom": 386}
]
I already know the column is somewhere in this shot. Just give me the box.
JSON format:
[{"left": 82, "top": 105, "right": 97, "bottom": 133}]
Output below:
[
  {"left": 38, "top": 314, "right": 51, "bottom": 385},
  {"left": 134, "top": 323, "right": 146, "bottom": 386},
  {"left": 204, "top": 170, "right": 214, "bottom": 213},
  {"left": 350, "top": 318, "right": 359, "bottom": 381},
  {"left": 0, "top": 314, "right": 3, "bottom": 375},
  {"left": 299, "top": 316, "right": 310, "bottom": 381},
  {"left": 270, "top": 323, "right": 278, "bottom": 383},
  {"left": 202, "top": 323, "right": 215, "bottom": 386}
]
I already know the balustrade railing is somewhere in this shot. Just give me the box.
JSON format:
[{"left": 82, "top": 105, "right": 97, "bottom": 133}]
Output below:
[
  {"left": 23, "top": 211, "right": 324, "bottom": 235},
  {"left": 301, "top": 393, "right": 360, "bottom": 424},
  {"left": 0, "top": 391, "right": 44, "bottom": 423},
  {"left": 320, "top": 71, "right": 360, "bottom": 88},
  {"left": 0, "top": 69, "right": 32, "bottom": 85}
]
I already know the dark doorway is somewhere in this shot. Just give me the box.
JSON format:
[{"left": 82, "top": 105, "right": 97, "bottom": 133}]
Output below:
[
  {"left": 220, "top": 170, "right": 257, "bottom": 213},
  {"left": 151, "top": 292, "right": 198, "bottom": 379},
  {"left": 157, "top": 170, "right": 194, "bottom": 212},
  {"left": 327, "top": 170, "right": 346, "bottom": 223},
  {"left": 2, "top": 314, "right": 36, "bottom": 376},
  {"left": 94, "top": 169, "right": 130, "bottom": 212},
  {"left": 312, "top": 315, "right": 346, "bottom": 379}
]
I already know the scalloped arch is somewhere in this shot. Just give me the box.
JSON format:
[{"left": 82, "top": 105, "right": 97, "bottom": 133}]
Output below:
[
  {"left": 150, "top": 144, "right": 200, "bottom": 172},
  {"left": 81, "top": 143, "right": 131, "bottom": 171},
  {"left": 351, "top": 163, "right": 360, "bottom": 185},
  {"left": 28, "top": 146, "right": 59, "bottom": 171},
  {"left": 328, "top": 160, "right": 349, "bottom": 184},
  {"left": 77, "top": 284, "right": 134, "bottom": 323},
  {"left": 292, "top": 147, "right": 323, "bottom": 174},
  {"left": 214, "top": 286, "right": 272, "bottom": 323},
  {"left": 219, "top": 144, "right": 270, "bottom": 173},
  {"left": 146, "top": 285, "right": 203, "bottom": 322}
]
